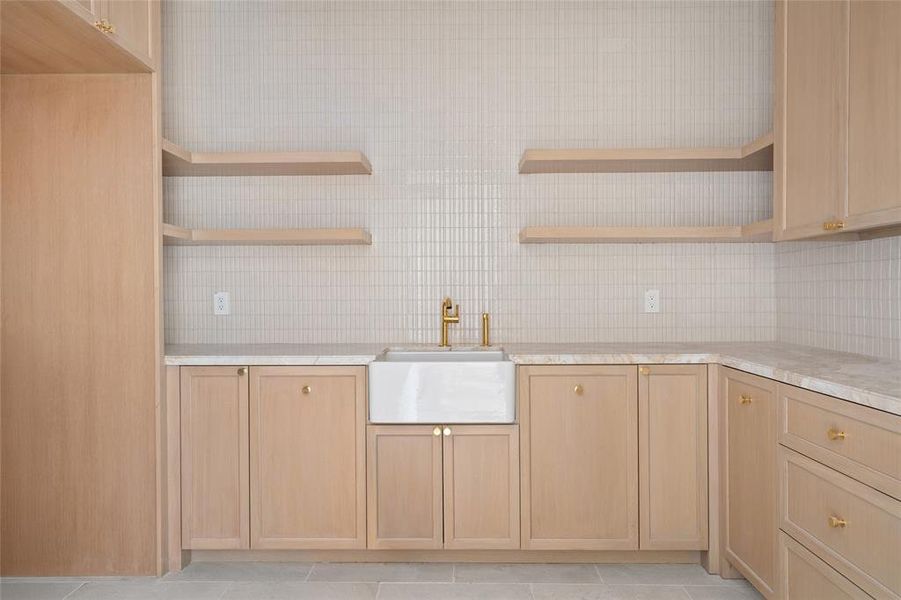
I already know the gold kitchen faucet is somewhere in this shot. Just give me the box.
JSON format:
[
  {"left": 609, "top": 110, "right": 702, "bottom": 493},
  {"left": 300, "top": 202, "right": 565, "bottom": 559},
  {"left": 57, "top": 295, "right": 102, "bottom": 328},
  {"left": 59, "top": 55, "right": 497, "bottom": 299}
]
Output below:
[{"left": 440, "top": 297, "right": 460, "bottom": 347}]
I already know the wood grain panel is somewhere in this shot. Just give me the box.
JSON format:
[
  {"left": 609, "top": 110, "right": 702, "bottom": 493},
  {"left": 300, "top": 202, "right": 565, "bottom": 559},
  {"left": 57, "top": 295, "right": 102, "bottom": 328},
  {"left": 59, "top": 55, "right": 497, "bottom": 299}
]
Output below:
[
  {"left": 775, "top": 0, "right": 849, "bottom": 240},
  {"left": 367, "top": 425, "right": 443, "bottom": 550},
  {"left": 180, "top": 367, "right": 249, "bottom": 550},
  {"left": 780, "top": 448, "right": 901, "bottom": 599},
  {"left": 1, "top": 0, "right": 153, "bottom": 73},
  {"left": 778, "top": 383, "right": 901, "bottom": 500},
  {"left": 847, "top": 0, "right": 901, "bottom": 229},
  {"left": 639, "top": 365, "right": 708, "bottom": 550},
  {"left": 444, "top": 425, "right": 520, "bottom": 550},
  {"left": 520, "top": 365, "right": 638, "bottom": 550},
  {"left": 780, "top": 532, "right": 871, "bottom": 600},
  {"left": 1, "top": 74, "right": 157, "bottom": 575},
  {"left": 250, "top": 367, "right": 366, "bottom": 549},
  {"left": 720, "top": 367, "right": 779, "bottom": 598}
]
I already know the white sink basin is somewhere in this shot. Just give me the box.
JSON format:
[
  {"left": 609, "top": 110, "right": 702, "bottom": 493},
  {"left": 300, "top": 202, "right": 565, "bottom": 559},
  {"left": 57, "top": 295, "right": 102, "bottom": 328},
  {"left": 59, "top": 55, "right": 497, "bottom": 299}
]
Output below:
[{"left": 369, "top": 348, "right": 515, "bottom": 423}]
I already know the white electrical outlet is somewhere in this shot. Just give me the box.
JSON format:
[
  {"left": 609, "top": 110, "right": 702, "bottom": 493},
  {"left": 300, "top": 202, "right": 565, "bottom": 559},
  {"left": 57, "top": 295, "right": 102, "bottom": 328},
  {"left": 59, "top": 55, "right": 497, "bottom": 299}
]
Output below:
[
  {"left": 644, "top": 289, "right": 660, "bottom": 313},
  {"left": 213, "top": 291, "right": 230, "bottom": 316}
]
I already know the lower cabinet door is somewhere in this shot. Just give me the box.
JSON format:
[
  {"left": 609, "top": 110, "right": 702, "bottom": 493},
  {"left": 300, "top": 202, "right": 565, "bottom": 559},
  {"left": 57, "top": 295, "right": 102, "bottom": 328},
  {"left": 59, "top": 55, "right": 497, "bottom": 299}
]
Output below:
[
  {"left": 638, "top": 364, "right": 708, "bottom": 550},
  {"left": 780, "top": 533, "right": 871, "bottom": 600},
  {"left": 367, "top": 425, "right": 444, "bottom": 549},
  {"left": 520, "top": 365, "right": 639, "bottom": 550},
  {"left": 180, "top": 366, "right": 250, "bottom": 549},
  {"left": 443, "top": 425, "right": 520, "bottom": 549},
  {"left": 249, "top": 366, "right": 366, "bottom": 549},
  {"left": 722, "top": 367, "right": 779, "bottom": 598}
]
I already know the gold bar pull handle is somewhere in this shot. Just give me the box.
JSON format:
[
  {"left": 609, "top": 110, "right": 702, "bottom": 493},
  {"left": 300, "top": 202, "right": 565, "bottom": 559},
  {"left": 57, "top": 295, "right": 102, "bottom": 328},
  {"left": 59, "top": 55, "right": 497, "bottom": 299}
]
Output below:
[
  {"left": 823, "top": 220, "right": 846, "bottom": 231},
  {"left": 481, "top": 313, "right": 490, "bottom": 347},
  {"left": 828, "top": 515, "right": 847, "bottom": 528},
  {"left": 827, "top": 428, "right": 847, "bottom": 441}
]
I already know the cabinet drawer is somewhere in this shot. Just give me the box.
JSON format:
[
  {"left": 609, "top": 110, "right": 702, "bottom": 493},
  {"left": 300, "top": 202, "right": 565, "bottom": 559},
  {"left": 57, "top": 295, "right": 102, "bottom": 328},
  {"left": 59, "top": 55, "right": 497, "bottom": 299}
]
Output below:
[
  {"left": 779, "top": 384, "right": 901, "bottom": 500},
  {"left": 780, "top": 448, "right": 901, "bottom": 599},
  {"left": 780, "top": 532, "right": 872, "bottom": 600}
]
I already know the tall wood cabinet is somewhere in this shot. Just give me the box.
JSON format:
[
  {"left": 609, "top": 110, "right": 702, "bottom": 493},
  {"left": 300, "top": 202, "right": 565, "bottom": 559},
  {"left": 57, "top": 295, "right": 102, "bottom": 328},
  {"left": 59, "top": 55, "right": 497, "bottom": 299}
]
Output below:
[
  {"left": 776, "top": 0, "right": 901, "bottom": 239},
  {"left": 519, "top": 365, "right": 638, "bottom": 550},
  {"left": 249, "top": 367, "right": 366, "bottom": 549},
  {"left": 638, "top": 365, "right": 708, "bottom": 550},
  {"left": 180, "top": 367, "right": 249, "bottom": 550},
  {"left": 367, "top": 424, "right": 520, "bottom": 550},
  {"left": 721, "top": 367, "right": 779, "bottom": 599}
]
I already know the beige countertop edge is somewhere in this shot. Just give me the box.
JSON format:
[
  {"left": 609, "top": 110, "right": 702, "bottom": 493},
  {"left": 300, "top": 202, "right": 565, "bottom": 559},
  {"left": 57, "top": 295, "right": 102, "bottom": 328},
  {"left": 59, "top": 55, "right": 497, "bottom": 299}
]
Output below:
[{"left": 164, "top": 343, "right": 901, "bottom": 416}]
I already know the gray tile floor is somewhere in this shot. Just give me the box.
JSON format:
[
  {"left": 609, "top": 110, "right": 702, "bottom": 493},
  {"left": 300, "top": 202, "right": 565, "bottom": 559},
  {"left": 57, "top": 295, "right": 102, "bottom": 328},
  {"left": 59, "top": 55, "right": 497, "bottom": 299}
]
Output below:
[{"left": 1, "top": 563, "right": 763, "bottom": 600}]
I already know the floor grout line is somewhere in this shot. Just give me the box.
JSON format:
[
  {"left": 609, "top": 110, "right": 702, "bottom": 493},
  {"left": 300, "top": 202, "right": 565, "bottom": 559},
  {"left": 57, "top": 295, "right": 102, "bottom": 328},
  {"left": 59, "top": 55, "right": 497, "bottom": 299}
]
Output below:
[{"left": 59, "top": 581, "right": 88, "bottom": 600}]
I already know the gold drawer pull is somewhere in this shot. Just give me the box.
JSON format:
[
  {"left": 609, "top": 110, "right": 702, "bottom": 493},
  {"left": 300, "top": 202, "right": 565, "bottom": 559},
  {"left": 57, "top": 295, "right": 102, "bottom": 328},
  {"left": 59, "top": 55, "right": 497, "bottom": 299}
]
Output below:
[
  {"left": 639, "top": 367, "right": 650, "bottom": 376},
  {"left": 573, "top": 384, "right": 583, "bottom": 395},
  {"left": 237, "top": 367, "right": 247, "bottom": 376},
  {"left": 94, "top": 19, "right": 115, "bottom": 34},
  {"left": 443, "top": 427, "right": 452, "bottom": 436},
  {"left": 823, "top": 220, "right": 845, "bottom": 231},
  {"left": 828, "top": 515, "right": 847, "bottom": 528},
  {"left": 433, "top": 426, "right": 441, "bottom": 436},
  {"left": 301, "top": 385, "right": 311, "bottom": 394},
  {"left": 739, "top": 394, "right": 753, "bottom": 405},
  {"left": 827, "top": 428, "right": 847, "bottom": 441}
]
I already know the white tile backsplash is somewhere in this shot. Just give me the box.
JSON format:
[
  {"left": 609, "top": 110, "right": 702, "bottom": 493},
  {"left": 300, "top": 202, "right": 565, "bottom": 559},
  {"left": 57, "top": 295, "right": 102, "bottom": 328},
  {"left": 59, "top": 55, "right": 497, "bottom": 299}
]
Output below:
[
  {"left": 776, "top": 236, "right": 901, "bottom": 361},
  {"left": 162, "top": 0, "right": 779, "bottom": 346}
]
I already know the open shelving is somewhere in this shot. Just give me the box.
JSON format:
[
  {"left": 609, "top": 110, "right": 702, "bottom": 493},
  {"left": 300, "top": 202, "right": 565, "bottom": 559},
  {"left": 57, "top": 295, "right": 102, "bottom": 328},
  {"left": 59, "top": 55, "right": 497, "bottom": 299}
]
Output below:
[
  {"left": 162, "top": 223, "right": 372, "bottom": 246},
  {"left": 519, "top": 132, "right": 774, "bottom": 174},
  {"left": 519, "top": 219, "right": 774, "bottom": 244},
  {"left": 162, "top": 139, "right": 372, "bottom": 177}
]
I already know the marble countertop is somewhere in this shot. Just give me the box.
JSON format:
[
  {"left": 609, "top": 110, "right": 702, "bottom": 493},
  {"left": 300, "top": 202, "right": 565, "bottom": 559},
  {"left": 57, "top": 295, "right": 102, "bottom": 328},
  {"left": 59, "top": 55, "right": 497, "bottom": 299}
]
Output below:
[{"left": 165, "top": 341, "right": 901, "bottom": 416}]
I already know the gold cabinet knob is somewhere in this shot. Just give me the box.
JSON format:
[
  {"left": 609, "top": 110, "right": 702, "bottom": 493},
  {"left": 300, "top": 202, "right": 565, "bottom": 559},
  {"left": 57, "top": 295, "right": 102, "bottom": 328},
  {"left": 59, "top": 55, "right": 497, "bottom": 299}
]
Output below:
[
  {"left": 433, "top": 426, "right": 441, "bottom": 436},
  {"left": 443, "top": 427, "right": 451, "bottom": 436},
  {"left": 237, "top": 367, "right": 247, "bottom": 376},
  {"left": 828, "top": 515, "right": 847, "bottom": 528},
  {"left": 639, "top": 367, "right": 650, "bottom": 376},
  {"left": 739, "top": 394, "right": 753, "bottom": 405},
  {"left": 823, "top": 220, "right": 846, "bottom": 231},
  {"left": 827, "top": 428, "right": 847, "bottom": 441},
  {"left": 301, "top": 385, "right": 311, "bottom": 395},
  {"left": 94, "top": 19, "right": 115, "bottom": 34},
  {"left": 573, "top": 384, "right": 583, "bottom": 395}
]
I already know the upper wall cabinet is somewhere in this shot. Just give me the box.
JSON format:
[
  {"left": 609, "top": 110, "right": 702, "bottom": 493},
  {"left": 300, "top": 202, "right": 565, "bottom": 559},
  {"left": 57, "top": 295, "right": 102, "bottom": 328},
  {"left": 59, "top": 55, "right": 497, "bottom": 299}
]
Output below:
[
  {"left": 775, "top": 0, "right": 901, "bottom": 240},
  {"left": 847, "top": 1, "right": 901, "bottom": 231},
  {"left": 1, "top": 0, "right": 155, "bottom": 74}
]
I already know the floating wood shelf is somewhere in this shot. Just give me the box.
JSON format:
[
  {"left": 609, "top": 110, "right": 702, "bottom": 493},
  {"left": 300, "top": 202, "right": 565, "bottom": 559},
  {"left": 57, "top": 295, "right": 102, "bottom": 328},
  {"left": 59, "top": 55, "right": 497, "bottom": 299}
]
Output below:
[
  {"left": 519, "top": 132, "right": 774, "bottom": 174},
  {"left": 519, "top": 219, "right": 774, "bottom": 244},
  {"left": 162, "top": 139, "right": 372, "bottom": 177},
  {"left": 162, "top": 224, "right": 372, "bottom": 246}
]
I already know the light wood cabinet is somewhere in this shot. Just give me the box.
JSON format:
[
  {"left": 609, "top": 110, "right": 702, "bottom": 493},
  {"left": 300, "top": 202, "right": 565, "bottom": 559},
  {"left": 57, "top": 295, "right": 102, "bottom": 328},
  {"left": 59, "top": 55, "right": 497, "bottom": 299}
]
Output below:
[
  {"left": 97, "top": 0, "right": 154, "bottom": 63},
  {"left": 780, "top": 533, "right": 871, "bottom": 600},
  {"left": 847, "top": 0, "right": 901, "bottom": 230},
  {"left": 443, "top": 425, "right": 520, "bottom": 550},
  {"left": 776, "top": 0, "right": 901, "bottom": 239},
  {"left": 367, "top": 424, "right": 520, "bottom": 550},
  {"left": 367, "top": 425, "right": 444, "bottom": 549},
  {"left": 638, "top": 364, "right": 708, "bottom": 550},
  {"left": 250, "top": 367, "right": 366, "bottom": 549},
  {"left": 180, "top": 367, "right": 249, "bottom": 550},
  {"left": 520, "top": 365, "right": 638, "bottom": 550},
  {"left": 721, "top": 367, "right": 779, "bottom": 598},
  {"left": 775, "top": 0, "right": 849, "bottom": 240}
]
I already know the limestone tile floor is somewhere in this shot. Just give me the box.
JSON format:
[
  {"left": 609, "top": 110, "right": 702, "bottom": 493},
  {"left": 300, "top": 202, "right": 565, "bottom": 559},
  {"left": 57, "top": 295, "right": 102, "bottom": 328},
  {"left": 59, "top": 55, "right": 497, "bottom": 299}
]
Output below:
[{"left": 1, "top": 563, "right": 763, "bottom": 599}]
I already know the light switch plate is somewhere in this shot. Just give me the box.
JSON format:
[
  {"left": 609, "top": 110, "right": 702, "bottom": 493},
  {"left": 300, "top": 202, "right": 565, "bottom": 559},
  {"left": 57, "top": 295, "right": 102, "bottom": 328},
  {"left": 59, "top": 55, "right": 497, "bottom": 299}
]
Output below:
[{"left": 213, "top": 291, "right": 230, "bottom": 315}]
